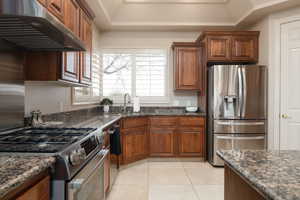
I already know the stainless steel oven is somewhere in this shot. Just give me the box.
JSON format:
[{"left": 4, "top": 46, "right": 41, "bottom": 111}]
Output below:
[{"left": 68, "top": 149, "right": 109, "bottom": 200}]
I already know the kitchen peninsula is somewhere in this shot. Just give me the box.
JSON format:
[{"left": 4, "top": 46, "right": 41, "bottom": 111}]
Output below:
[{"left": 218, "top": 150, "right": 300, "bottom": 200}]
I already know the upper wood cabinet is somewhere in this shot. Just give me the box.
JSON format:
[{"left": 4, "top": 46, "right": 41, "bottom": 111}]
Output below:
[
  {"left": 64, "top": 0, "right": 80, "bottom": 37},
  {"left": 206, "top": 36, "right": 231, "bottom": 61},
  {"left": 231, "top": 35, "right": 258, "bottom": 62},
  {"left": 47, "top": 0, "right": 64, "bottom": 21},
  {"left": 198, "top": 31, "right": 260, "bottom": 63},
  {"left": 79, "top": 10, "right": 93, "bottom": 85},
  {"left": 173, "top": 43, "right": 203, "bottom": 91}
]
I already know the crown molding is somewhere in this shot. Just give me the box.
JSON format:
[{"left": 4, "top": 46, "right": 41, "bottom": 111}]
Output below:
[{"left": 123, "top": 0, "right": 228, "bottom": 4}]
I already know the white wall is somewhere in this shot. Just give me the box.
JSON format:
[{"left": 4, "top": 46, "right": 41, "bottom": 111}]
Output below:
[
  {"left": 97, "top": 31, "right": 200, "bottom": 107},
  {"left": 246, "top": 6, "right": 300, "bottom": 149}
]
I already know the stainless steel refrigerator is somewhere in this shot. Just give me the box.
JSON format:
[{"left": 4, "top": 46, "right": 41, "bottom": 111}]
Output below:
[{"left": 208, "top": 65, "right": 267, "bottom": 166}]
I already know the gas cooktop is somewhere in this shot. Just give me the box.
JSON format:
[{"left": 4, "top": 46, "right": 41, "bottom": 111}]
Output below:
[{"left": 0, "top": 127, "right": 97, "bottom": 153}]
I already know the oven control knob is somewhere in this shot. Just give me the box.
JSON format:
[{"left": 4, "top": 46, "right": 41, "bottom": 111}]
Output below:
[{"left": 69, "top": 149, "right": 86, "bottom": 166}]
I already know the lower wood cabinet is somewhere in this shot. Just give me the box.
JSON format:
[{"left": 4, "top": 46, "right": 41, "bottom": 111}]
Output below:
[
  {"left": 120, "top": 116, "right": 206, "bottom": 165},
  {"left": 121, "top": 127, "right": 148, "bottom": 165},
  {"left": 149, "top": 128, "right": 176, "bottom": 156},
  {"left": 178, "top": 128, "right": 204, "bottom": 157},
  {"left": 16, "top": 175, "right": 50, "bottom": 200}
]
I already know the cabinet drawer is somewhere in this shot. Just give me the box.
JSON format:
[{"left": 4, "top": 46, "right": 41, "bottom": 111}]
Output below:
[
  {"left": 122, "top": 118, "right": 148, "bottom": 129},
  {"left": 150, "top": 117, "right": 177, "bottom": 127},
  {"left": 179, "top": 117, "right": 205, "bottom": 127},
  {"left": 16, "top": 176, "right": 50, "bottom": 200}
]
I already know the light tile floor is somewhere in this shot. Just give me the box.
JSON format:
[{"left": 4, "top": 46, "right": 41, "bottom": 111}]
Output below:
[{"left": 107, "top": 158, "right": 224, "bottom": 200}]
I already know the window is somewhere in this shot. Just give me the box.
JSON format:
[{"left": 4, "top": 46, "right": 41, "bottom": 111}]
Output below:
[{"left": 102, "top": 49, "right": 169, "bottom": 103}]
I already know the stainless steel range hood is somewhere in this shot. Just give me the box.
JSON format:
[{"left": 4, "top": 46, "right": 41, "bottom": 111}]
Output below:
[{"left": 0, "top": 0, "right": 86, "bottom": 51}]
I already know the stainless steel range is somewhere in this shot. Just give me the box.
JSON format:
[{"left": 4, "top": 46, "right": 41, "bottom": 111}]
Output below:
[{"left": 0, "top": 127, "right": 108, "bottom": 200}]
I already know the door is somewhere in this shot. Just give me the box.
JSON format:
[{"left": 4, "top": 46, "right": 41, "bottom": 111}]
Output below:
[
  {"left": 280, "top": 20, "right": 300, "bottom": 150},
  {"left": 178, "top": 128, "right": 204, "bottom": 157},
  {"left": 231, "top": 36, "right": 258, "bottom": 62},
  {"left": 122, "top": 128, "right": 147, "bottom": 164},
  {"left": 239, "top": 65, "right": 267, "bottom": 119},
  {"left": 47, "top": 0, "right": 64, "bottom": 21},
  {"left": 212, "top": 65, "right": 241, "bottom": 119},
  {"left": 149, "top": 128, "right": 175, "bottom": 156},
  {"left": 79, "top": 11, "right": 92, "bottom": 85},
  {"left": 62, "top": 52, "right": 80, "bottom": 83},
  {"left": 207, "top": 36, "right": 231, "bottom": 61},
  {"left": 175, "top": 47, "right": 201, "bottom": 90}
]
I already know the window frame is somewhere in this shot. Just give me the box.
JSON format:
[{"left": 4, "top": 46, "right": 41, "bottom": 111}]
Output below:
[{"left": 101, "top": 48, "right": 170, "bottom": 104}]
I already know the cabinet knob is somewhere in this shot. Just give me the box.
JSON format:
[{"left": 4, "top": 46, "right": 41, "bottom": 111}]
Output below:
[{"left": 281, "top": 114, "right": 289, "bottom": 119}]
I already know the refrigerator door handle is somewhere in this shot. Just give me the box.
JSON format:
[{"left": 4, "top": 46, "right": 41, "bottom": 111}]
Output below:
[
  {"left": 216, "top": 121, "right": 265, "bottom": 126},
  {"left": 216, "top": 136, "right": 265, "bottom": 140}
]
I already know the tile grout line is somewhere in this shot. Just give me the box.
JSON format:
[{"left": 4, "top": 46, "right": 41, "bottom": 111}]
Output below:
[{"left": 182, "top": 161, "right": 201, "bottom": 200}]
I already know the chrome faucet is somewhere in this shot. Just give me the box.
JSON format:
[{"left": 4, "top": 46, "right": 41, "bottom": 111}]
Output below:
[{"left": 123, "top": 93, "right": 131, "bottom": 113}]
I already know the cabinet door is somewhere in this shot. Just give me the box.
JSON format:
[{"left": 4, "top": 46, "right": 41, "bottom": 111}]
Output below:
[
  {"left": 104, "top": 151, "right": 110, "bottom": 194},
  {"left": 37, "top": 0, "right": 47, "bottom": 7},
  {"left": 47, "top": 0, "right": 64, "bottom": 21},
  {"left": 149, "top": 128, "right": 175, "bottom": 156},
  {"left": 207, "top": 36, "right": 231, "bottom": 61},
  {"left": 64, "top": 0, "right": 80, "bottom": 37},
  {"left": 231, "top": 36, "right": 258, "bottom": 62},
  {"left": 122, "top": 128, "right": 148, "bottom": 164},
  {"left": 16, "top": 176, "right": 50, "bottom": 200},
  {"left": 61, "top": 52, "right": 80, "bottom": 83},
  {"left": 175, "top": 47, "right": 201, "bottom": 90},
  {"left": 178, "top": 128, "right": 204, "bottom": 157},
  {"left": 79, "top": 11, "right": 92, "bottom": 85}
]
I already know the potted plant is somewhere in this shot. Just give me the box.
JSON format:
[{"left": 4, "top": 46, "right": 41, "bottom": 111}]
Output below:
[{"left": 100, "top": 98, "right": 113, "bottom": 113}]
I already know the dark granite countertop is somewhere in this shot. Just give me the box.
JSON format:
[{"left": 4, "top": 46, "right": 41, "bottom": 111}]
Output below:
[
  {"left": 62, "top": 112, "right": 205, "bottom": 130},
  {"left": 217, "top": 150, "right": 300, "bottom": 200},
  {"left": 0, "top": 155, "right": 55, "bottom": 199}
]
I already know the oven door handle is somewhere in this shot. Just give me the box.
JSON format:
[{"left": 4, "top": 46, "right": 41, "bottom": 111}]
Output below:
[{"left": 69, "top": 149, "right": 109, "bottom": 190}]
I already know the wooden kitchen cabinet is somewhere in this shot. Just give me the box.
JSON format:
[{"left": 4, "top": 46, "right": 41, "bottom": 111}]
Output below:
[
  {"left": 79, "top": 10, "right": 93, "bottom": 85},
  {"left": 104, "top": 151, "right": 110, "bottom": 194},
  {"left": 178, "top": 128, "right": 204, "bottom": 157},
  {"left": 47, "top": 0, "right": 64, "bottom": 21},
  {"left": 25, "top": 1, "right": 94, "bottom": 86},
  {"left": 149, "top": 128, "right": 176, "bottom": 156},
  {"left": 173, "top": 43, "right": 203, "bottom": 91},
  {"left": 120, "top": 116, "right": 206, "bottom": 164},
  {"left": 16, "top": 175, "right": 50, "bottom": 200},
  {"left": 64, "top": 0, "right": 80, "bottom": 37},
  {"left": 198, "top": 31, "right": 259, "bottom": 63},
  {"left": 122, "top": 127, "right": 148, "bottom": 165},
  {"left": 231, "top": 35, "right": 258, "bottom": 62},
  {"left": 206, "top": 36, "right": 231, "bottom": 61}
]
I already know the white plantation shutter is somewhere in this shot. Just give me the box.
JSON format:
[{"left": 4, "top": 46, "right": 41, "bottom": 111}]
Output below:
[
  {"left": 136, "top": 50, "right": 166, "bottom": 97},
  {"left": 102, "top": 49, "right": 169, "bottom": 103}
]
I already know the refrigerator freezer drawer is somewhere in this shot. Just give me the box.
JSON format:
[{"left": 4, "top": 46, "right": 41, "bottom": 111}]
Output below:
[
  {"left": 213, "top": 134, "right": 266, "bottom": 166},
  {"left": 214, "top": 120, "right": 266, "bottom": 134}
]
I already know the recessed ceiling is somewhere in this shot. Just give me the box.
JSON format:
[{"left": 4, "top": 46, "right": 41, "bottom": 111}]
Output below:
[
  {"left": 87, "top": 0, "right": 300, "bottom": 31},
  {"left": 124, "top": 0, "right": 228, "bottom": 4}
]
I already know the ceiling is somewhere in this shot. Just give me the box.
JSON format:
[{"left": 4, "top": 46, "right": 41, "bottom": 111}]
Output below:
[{"left": 86, "top": 0, "right": 300, "bottom": 31}]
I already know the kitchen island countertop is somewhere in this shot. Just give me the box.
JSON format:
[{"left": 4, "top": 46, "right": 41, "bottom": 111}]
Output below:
[
  {"left": 217, "top": 150, "right": 300, "bottom": 200},
  {"left": 0, "top": 155, "right": 55, "bottom": 199}
]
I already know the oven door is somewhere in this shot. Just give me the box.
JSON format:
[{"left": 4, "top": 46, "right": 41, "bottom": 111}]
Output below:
[{"left": 67, "top": 149, "right": 109, "bottom": 200}]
